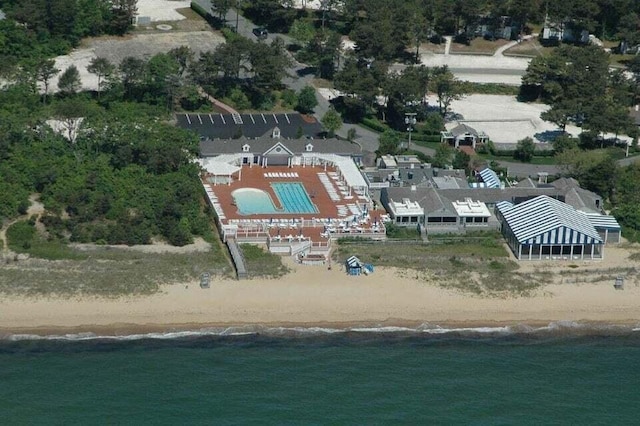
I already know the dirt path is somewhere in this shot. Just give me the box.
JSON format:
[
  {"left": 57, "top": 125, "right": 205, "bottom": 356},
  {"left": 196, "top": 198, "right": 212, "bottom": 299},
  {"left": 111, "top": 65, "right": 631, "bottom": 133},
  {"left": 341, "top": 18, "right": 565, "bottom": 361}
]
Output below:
[{"left": 0, "top": 194, "right": 45, "bottom": 254}]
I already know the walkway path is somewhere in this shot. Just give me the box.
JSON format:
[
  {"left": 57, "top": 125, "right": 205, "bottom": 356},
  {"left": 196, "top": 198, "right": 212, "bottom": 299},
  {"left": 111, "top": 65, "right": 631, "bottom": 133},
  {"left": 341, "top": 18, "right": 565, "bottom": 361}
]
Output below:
[
  {"left": 444, "top": 36, "right": 452, "bottom": 55},
  {"left": 197, "top": 86, "right": 239, "bottom": 115},
  {"left": 493, "top": 34, "right": 535, "bottom": 57},
  {"left": 0, "top": 194, "right": 45, "bottom": 255}
]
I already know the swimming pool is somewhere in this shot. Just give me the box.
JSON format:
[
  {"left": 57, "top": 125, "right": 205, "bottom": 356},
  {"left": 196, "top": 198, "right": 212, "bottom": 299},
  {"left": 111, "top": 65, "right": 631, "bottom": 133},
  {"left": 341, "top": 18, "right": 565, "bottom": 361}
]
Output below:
[
  {"left": 232, "top": 183, "right": 318, "bottom": 215},
  {"left": 272, "top": 182, "right": 318, "bottom": 214}
]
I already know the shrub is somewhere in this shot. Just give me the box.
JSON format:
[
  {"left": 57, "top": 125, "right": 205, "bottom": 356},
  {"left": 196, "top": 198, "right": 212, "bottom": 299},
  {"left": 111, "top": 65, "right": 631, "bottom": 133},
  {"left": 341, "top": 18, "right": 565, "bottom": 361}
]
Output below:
[{"left": 361, "top": 117, "right": 388, "bottom": 132}]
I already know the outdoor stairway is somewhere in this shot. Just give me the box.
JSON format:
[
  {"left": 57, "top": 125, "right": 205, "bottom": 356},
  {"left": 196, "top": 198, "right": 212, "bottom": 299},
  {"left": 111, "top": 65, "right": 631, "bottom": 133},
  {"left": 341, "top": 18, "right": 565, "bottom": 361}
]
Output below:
[{"left": 226, "top": 238, "right": 248, "bottom": 279}]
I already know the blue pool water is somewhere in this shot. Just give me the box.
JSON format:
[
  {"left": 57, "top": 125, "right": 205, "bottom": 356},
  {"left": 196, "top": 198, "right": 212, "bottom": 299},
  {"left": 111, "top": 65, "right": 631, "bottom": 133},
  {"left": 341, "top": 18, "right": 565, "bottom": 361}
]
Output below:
[
  {"left": 232, "top": 183, "right": 317, "bottom": 215},
  {"left": 272, "top": 182, "right": 318, "bottom": 214}
]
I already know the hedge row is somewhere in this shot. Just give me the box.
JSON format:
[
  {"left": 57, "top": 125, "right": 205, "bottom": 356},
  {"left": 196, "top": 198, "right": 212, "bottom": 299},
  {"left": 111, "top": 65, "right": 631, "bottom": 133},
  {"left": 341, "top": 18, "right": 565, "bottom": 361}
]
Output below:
[
  {"left": 361, "top": 117, "right": 387, "bottom": 133},
  {"left": 361, "top": 117, "right": 442, "bottom": 142},
  {"left": 491, "top": 148, "right": 555, "bottom": 157},
  {"left": 190, "top": 1, "right": 209, "bottom": 19}
]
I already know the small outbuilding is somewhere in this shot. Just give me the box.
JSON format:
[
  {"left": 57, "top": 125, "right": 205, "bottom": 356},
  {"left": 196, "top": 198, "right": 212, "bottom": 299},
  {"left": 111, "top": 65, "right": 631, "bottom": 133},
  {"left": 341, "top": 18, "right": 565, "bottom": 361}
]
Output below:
[
  {"left": 345, "top": 256, "right": 363, "bottom": 275},
  {"left": 441, "top": 124, "right": 489, "bottom": 149}
]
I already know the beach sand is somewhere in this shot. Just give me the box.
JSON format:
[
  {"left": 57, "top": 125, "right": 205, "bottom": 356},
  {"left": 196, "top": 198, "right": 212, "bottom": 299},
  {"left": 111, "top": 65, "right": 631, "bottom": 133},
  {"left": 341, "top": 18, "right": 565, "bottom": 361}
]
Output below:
[{"left": 1, "top": 246, "right": 640, "bottom": 335}]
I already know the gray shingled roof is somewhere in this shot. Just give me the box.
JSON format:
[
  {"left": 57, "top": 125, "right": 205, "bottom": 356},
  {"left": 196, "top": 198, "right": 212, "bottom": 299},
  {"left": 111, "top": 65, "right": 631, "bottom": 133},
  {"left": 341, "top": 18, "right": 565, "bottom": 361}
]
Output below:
[
  {"left": 384, "top": 187, "right": 456, "bottom": 215},
  {"left": 450, "top": 123, "right": 479, "bottom": 137},
  {"left": 199, "top": 136, "right": 361, "bottom": 157},
  {"left": 176, "top": 112, "right": 324, "bottom": 139}
]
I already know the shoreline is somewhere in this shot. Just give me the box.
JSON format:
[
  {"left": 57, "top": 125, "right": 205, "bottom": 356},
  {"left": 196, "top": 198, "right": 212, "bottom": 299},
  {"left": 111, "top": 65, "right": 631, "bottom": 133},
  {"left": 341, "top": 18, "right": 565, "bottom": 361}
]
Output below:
[{"left": 3, "top": 318, "right": 640, "bottom": 339}]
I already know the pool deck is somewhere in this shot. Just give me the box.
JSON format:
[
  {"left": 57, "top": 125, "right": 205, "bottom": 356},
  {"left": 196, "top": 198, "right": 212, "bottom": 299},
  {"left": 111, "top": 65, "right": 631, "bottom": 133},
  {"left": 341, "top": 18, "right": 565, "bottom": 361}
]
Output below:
[{"left": 202, "top": 165, "right": 387, "bottom": 250}]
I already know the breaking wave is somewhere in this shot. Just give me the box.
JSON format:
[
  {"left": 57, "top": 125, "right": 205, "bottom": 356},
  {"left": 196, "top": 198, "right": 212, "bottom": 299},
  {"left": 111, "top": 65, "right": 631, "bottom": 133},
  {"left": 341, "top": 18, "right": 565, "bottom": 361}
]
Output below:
[{"left": 3, "top": 321, "right": 639, "bottom": 342}]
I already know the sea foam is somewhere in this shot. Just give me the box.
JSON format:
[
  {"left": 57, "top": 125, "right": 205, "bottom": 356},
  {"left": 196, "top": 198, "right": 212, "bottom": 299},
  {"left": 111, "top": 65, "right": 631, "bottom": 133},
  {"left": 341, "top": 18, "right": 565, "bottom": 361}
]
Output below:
[{"left": 4, "top": 321, "right": 638, "bottom": 342}]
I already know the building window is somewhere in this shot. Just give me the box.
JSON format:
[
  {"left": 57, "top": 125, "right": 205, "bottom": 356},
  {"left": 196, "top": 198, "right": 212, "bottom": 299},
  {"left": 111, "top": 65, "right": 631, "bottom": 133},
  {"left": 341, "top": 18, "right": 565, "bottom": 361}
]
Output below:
[
  {"left": 242, "top": 144, "right": 250, "bottom": 152},
  {"left": 306, "top": 144, "right": 313, "bottom": 152}
]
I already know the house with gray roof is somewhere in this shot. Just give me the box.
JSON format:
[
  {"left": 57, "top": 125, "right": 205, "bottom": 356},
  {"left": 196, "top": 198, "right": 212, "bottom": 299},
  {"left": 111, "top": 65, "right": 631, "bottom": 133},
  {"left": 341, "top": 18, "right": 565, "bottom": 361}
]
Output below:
[
  {"left": 199, "top": 127, "right": 363, "bottom": 166},
  {"left": 380, "top": 186, "right": 495, "bottom": 233},
  {"left": 441, "top": 123, "right": 489, "bottom": 149}
]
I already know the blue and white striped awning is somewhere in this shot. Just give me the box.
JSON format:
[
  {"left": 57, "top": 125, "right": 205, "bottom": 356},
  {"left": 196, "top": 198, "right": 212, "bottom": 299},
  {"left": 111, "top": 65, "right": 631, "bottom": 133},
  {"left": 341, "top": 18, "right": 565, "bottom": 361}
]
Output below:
[
  {"left": 583, "top": 213, "right": 621, "bottom": 230},
  {"left": 478, "top": 168, "right": 501, "bottom": 188},
  {"left": 495, "top": 201, "right": 514, "bottom": 214},
  {"left": 501, "top": 196, "right": 602, "bottom": 245}
]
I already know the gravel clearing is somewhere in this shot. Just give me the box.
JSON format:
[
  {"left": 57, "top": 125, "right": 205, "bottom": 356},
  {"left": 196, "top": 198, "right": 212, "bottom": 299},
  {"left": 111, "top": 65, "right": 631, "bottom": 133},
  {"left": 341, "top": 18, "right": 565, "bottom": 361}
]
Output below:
[
  {"left": 136, "top": 0, "right": 193, "bottom": 22},
  {"left": 49, "top": 31, "right": 225, "bottom": 92}
]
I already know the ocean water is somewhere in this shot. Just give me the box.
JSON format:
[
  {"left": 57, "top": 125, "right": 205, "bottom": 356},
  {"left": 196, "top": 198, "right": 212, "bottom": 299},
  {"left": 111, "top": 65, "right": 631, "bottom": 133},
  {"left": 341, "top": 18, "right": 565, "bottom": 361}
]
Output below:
[{"left": 2, "top": 323, "right": 640, "bottom": 425}]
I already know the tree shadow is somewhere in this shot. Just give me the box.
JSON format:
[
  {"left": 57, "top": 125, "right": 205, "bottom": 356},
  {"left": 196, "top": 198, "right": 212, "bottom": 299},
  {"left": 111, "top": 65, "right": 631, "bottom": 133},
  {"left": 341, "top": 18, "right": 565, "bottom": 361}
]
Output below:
[
  {"left": 534, "top": 130, "right": 563, "bottom": 143},
  {"left": 296, "top": 66, "right": 316, "bottom": 77}
]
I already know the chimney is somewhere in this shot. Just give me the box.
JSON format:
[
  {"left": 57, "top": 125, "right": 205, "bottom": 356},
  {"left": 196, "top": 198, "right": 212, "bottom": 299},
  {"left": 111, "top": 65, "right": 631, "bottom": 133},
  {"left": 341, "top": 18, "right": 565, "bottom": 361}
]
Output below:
[
  {"left": 636, "top": 105, "right": 639, "bottom": 112},
  {"left": 411, "top": 185, "right": 416, "bottom": 191}
]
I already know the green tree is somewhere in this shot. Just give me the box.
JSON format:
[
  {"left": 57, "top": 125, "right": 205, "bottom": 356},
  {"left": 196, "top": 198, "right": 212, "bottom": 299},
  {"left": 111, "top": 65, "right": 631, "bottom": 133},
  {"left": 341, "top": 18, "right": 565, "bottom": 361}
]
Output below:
[
  {"left": 34, "top": 59, "right": 59, "bottom": 103},
  {"left": 211, "top": 0, "right": 234, "bottom": 21},
  {"left": 296, "top": 85, "right": 318, "bottom": 113},
  {"left": 58, "top": 65, "right": 81, "bottom": 96},
  {"left": 557, "top": 148, "right": 618, "bottom": 198},
  {"left": 289, "top": 19, "right": 316, "bottom": 47},
  {"left": 87, "top": 57, "right": 115, "bottom": 100},
  {"left": 110, "top": 0, "right": 137, "bottom": 35},
  {"left": 514, "top": 137, "right": 535, "bottom": 162},
  {"left": 430, "top": 66, "right": 465, "bottom": 117},
  {"left": 433, "top": 143, "right": 453, "bottom": 168},
  {"left": 377, "top": 129, "right": 400, "bottom": 156},
  {"left": 321, "top": 107, "right": 343, "bottom": 137},
  {"left": 552, "top": 134, "right": 578, "bottom": 155},
  {"left": 119, "top": 56, "right": 147, "bottom": 99},
  {"left": 452, "top": 149, "right": 470, "bottom": 171},
  {"left": 249, "top": 37, "right": 292, "bottom": 89}
]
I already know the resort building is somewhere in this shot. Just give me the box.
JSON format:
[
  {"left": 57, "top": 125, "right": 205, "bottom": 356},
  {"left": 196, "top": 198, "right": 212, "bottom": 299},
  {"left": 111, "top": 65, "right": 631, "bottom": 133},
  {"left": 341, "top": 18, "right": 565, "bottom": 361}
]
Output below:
[
  {"left": 380, "top": 187, "right": 493, "bottom": 233},
  {"left": 384, "top": 193, "right": 425, "bottom": 226},
  {"left": 440, "top": 123, "right": 489, "bottom": 149},
  {"left": 452, "top": 198, "right": 492, "bottom": 227},
  {"left": 496, "top": 196, "right": 604, "bottom": 260},
  {"left": 188, "top": 116, "right": 385, "bottom": 270}
]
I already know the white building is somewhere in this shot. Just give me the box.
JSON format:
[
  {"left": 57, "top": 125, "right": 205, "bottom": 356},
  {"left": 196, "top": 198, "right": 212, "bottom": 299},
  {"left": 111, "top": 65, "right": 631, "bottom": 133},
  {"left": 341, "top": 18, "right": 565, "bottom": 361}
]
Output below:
[
  {"left": 386, "top": 196, "right": 425, "bottom": 226},
  {"left": 452, "top": 198, "right": 492, "bottom": 228}
]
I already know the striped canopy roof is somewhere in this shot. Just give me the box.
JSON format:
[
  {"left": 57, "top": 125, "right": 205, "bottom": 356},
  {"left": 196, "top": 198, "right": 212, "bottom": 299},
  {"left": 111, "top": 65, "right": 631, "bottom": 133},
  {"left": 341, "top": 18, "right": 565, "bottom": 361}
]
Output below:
[
  {"left": 501, "top": 196, "right": 602, "bottom": 244},
  {"left": 583, "top": 213, "right": 621, "bottom": 230},
  {"left": 478, "top": 168, "right": 501, "bottom": 189}
]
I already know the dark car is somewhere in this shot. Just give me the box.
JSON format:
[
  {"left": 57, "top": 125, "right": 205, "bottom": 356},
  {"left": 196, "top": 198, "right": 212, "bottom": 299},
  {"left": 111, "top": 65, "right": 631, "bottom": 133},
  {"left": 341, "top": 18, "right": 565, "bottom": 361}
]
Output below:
[{"left": 252, "top": 27, "right": 268, "bottom": 39}]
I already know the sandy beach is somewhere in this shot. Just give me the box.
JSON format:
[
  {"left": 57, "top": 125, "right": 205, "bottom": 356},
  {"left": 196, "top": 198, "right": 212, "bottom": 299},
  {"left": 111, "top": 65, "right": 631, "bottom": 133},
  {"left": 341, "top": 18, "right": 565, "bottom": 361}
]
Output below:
[{"left": 2, "top": 246, "right": 640, "bottom": 335}]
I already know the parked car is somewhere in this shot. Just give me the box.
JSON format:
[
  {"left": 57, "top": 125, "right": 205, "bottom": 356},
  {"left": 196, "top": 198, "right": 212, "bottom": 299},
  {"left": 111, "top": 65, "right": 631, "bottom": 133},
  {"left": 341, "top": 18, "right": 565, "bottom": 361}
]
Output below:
[{"left": 252, "top": 27, "right": 268, "bottom": 39}]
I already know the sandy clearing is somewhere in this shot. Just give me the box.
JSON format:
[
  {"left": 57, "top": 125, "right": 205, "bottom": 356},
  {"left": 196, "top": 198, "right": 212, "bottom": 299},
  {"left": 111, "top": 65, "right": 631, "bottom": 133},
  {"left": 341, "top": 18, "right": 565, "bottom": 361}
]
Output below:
[
  {"left": 48, "top": 31, "right": 225, "bottom": 92},
  {"left": 136, "top": 0, "right": 193, "bottom": 22}
]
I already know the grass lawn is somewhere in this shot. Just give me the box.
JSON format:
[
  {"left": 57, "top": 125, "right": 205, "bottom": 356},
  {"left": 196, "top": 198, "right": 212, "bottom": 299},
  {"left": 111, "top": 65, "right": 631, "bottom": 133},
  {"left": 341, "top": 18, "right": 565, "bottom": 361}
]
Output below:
[
  {"left": 503, "top": 38, "right": 552, "bottom": 57},
  {"left": 332, "top": 233, "right": 546, "bottom": 297},
  {"left": 240, "top": 244, "right": 290, "bottom": 278},
  {"left": 478, "top": 154, "right": 559, "bottom": 165},
  {"left": 415, "top": 42, "right": 446, "bottom": 55},
  {"left": 0, "top": 247, "right": 233, "bottom": 297},
  {"left": 2, "top": 219, "right": 234, "bottom": 297},
  {"left": 450, "top": 38, "right": 510, "bottom": 55}
]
